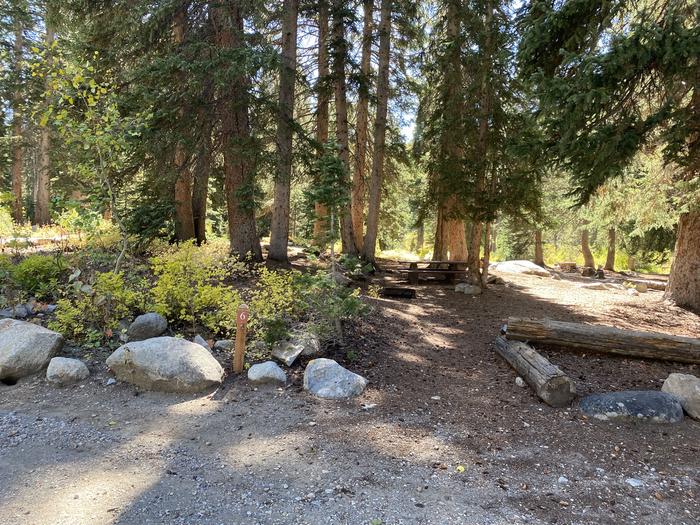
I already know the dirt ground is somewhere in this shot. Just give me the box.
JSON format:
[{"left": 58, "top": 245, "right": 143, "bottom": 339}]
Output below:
[{"left": 1, "top": 267, "right": 699, "bottom": 525}]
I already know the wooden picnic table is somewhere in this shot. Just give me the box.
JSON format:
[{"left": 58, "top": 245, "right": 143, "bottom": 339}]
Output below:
[{"left": 398, "top": 260, "right": 468, "bottom": 285}]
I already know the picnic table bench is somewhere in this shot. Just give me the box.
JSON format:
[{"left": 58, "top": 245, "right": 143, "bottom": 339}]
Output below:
[{"left": 398, "top": 260, "right": 468, "bottom": 285}]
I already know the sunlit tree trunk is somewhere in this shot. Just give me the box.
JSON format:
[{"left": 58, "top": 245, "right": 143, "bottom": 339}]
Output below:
[
  {"left": 534, "top": 229, "right": 544, "bottom": 266},
  {"left": 352, "top": 0, "right": 373, "bottom": 252},
  {"left": 34, "top": 15, "right": 54, "bottom": 226},
  {"left": 665, "top": 212, "right": 700, "bottom": 312},
  {"left": 213, "top": 0, "right": 262, "bottom": 260},
  {"left": 173, "top": 7, "right": 195, "bottom": 241},
  {"left": 604, "top": 227, "right": 615, "bottom": 271},
  {"left": 313, "top": 1, "right": 330, "bottom": 247},
  {"left": 581, "top": 229, "right": 595, "bottom": 268},
  {"left": 11, "top": 22, "right": 24, "bottom": 223},
  {"left": 331, "top": 0, "right": 357, "bottom": 255},
  {"left": 269, "top": 0, "right": 299, "bottom": 263},
  {"left": 362, "top": 0, "right": 391, "bottom": 263}
]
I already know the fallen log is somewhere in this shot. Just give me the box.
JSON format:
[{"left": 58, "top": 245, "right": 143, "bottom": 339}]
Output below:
[
  {"left": 505, "top": 318, "right": 700, "bottom": 364},
  {"left": 495, "top": 336, "right": 576, "bottom": 407}
]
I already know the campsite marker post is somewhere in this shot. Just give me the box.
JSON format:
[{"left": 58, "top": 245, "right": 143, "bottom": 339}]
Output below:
[{"left": 233, "top": 304, "right": 249, "bottom": 374}]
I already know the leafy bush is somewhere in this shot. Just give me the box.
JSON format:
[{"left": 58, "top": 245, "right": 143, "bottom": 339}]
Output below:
[
  {"left": 248, "top": 268, "right": 369, "bottom": 344},
  {"left": 49, "top": 270, "right": 144, "bottom": 346},
  {"left": 150, "top": 241, "right": 244, "bottom": 335},
  {"left": 10, "top": 254, "right": 65, "bottom": 300}
]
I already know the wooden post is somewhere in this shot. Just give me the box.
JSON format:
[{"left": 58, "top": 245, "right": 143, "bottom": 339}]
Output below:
[{"left": 233, "top": 304, "right": 249, "bottom": 374}]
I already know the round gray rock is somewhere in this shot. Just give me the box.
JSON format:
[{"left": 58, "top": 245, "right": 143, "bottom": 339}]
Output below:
[
  {"left": 303, "top": 358, "right": 367, "bottom": 399},
  {"left": 47, "top": 357, "right": 90, "bottom": 385},
  {"left": 127, "top": 313, "right": 168, "bottom": 341},
  {"left": 0, "top": 319, "right": 63, "bottom": 382},
  {"left": 579, "top": 390, "right": 684, "bottom": 423},
  {"left": 248, "top": 361, "right": 286, "bottom": 385},
  {"left": 662, "top": 373, "right": 700, "bottom": 420},
  {"left": 106, "top": 337, "right": 224, "bottom": 393}
]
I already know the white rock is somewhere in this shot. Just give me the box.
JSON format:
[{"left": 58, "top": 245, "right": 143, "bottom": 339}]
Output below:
[
  {"left": 455, "top": 283, "right": 482, "bottom": 295},
  {"left": 127, "top": 313, "right": 168, "bottom": 341},
  {"left": 627, "top": 288, "right": 639, "bottom": 296},
  {"left": 0, "top": 319, "right": 63, "bottom": 382},
  {"left": 662, "top": 373, "right": 700, "bottom": 420},
  {"left": 46, "top": 357, "right": 89, "bottom": 385},
  {"left": 272, "top": 340, "right": 304, "bottom": 366},
  {"left": 304, "top": 358, "right": 367, "bottom": 399},
  {"left": 625, "top": 478, "right": 643, "bottom": 488},
  {"left": 106, "top": 337, "right": 224, "bottom": 393},
  {"left": 515, "top": 377, "right": 526, "bottom": 388},
  {"left": 635, "top": 283, "right": 648, "bottom": 293},
  {"left": 248, "top": 361, "right": 286, "bottom": 385},
  {"left": 293, "top": 330, "right": 322, "bottom": 356},
  {"left": 490, "top": 260, "right": 550, "bottom": 277},
  {"left": 558, "top": 476, "right": 569, "bottom": 485}
]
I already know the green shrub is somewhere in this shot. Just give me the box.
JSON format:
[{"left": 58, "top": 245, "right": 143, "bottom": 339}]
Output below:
[
  {"left": 48, "top": 270, "right": 143, "bottom": 345},
  {"left": 10, "top": 254, "right": 65, "bottom": 299},
  {"left": 150, "top": 241, "right": 243, "bottom": 335}
]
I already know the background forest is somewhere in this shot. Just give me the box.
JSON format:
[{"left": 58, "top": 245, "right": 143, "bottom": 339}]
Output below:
[{"left": 1, "top": 0, "right": 698, "bottom": 310}]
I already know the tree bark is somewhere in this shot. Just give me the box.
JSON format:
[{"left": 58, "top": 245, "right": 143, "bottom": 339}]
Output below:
[
  {"left": 213, "top": 0, "right": 262, "bottom": 261},
  {"left": 173, "top": 7, "right": 195, "bottom": 241},
  {"left": 480, "top": 222, "right": 492, "bottom": 285},
  {"left": 192, "top": 95, "right": 212, "bottom": 246},
  {"left": 604, "top": 227, "right": 616, "bottom": 271},
  {"left": 331, "top": 0, "right": 357, "bottom": 255},
  {"left": 665, "top": 212, "right": 700, "bottom": 312},
  {"left": 11, "top": 22, "right": 24, "bottom": 223},
  {"left": 313, "top": 1, "right": 330, "bottom": 247},
  {"left": 34, "top": 16, "right": 54, "bottom": 226},
  {"left": 361, "top": 0, "right": 391, "bottom": 263},
  {"left": 416, "top": 220, "right": 424, "bottom": 252},
  {"left": 534, "top": 229, "right": 544, "bottom": 266},
  {"left": 505, "top": 317, "right": 700, "bottom": 364},
  {"left": 269, "top": 0, "right": 299, "bottom": 263},
  {"left": 432, "top": 203, "right": 447, "bottom": 260},
  {"left": 495, "top": 336, "right": 576, "bottom": 407},
  {"left": 581, "top": 229, "right": 595, "bottom": 268},
  {"left": 352, "top": 0, "right": 373, "bottom": 252}
]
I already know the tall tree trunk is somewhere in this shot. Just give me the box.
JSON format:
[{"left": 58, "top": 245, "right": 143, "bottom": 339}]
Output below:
[
  {"left": 481, "top": 222, "right": 492, "bottom": 285},
  {"left": 432, "top": 203, "right": 447, "bottom": 260},
  {"left": 362, "top": 0, "right": 391, "bottom": 263},
  {"left": 665, "top": 212, "right": 700, "bottom": 312},
  {"left": 331, "top": 0, "right": 357, "bottom": 255},
  {"left": 34, "top": 17, "right": 54, "bottom": 226},
  {"left": 313, "top": 1, "right": 330, "bottom": 247},
  {"left": 213, "top": 0, "right": 262, "bottom": 261},
  {"left": 11, "top": 22, "right": 24, "bottom": 223},
  {"left": 604, "top": 227, "right": 615, "bottom": 271},
  {"left": 192, "top": 99, "right": 212, "bottom": 246},
  {"left": 581, "top": 229, "right": 595, "bottom": 268},
  {"left": 352, "top": 0, "right": 373, "bottom": 252},
  {"left": 467, "top": 0, "right": 495, "bottom": 283},
  {"left": 534, "top": 229, "right": 544, "bottom": 266},
  {"left": 435, "top": 1, "right": 466, "bottom": 263},
  {"left": 269, "top": 0, "right": 299, "bottom": 263},
  {"left": 173, "top": 7, "right": 195, "bottom": 241}
]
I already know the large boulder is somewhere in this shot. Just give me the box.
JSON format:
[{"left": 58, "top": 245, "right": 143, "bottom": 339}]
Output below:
[
  {"left": 0, "top": 319, "right": 63, "bottom": 382},
  {"left": 304, "top": 358, "right": 367, "bottom": 399},
  {"left": 272, "top": 330, "right": 323, "bottom": 366},
  {"left": 106, "top": 337, "right": 224, "bottom": 393},
  {"left": 46, "top": 357, "right": 90, "bottom": 386},
  {"left": 579, "top": 390, "right": 684, "bottom": 423},
  {"left": 455, "top": 283, "right": 482, "bottom": 295},
  {"left": 127, "top": 313, "right": 168, "bottom": 341},
  {"left": 662, "top": 373, "right": 700, "bottom": 420},
  {"left": 248, "top": 361, "right": 286, "bottom": 385},
  {"left": 490, "top": 260, "right": 550, "bottom": 277}
]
